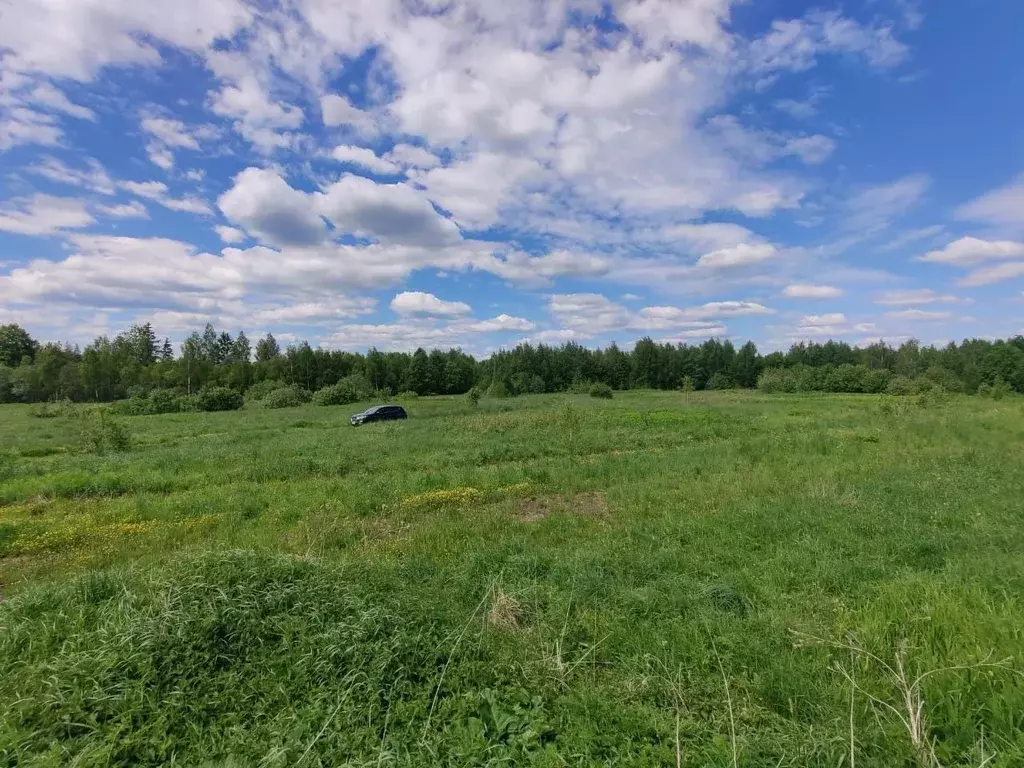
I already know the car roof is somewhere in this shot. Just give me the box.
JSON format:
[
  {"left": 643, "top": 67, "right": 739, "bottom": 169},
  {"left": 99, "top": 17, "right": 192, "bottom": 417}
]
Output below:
[{"left": 365, "top": 404, "right": 403, "bottom": 412}]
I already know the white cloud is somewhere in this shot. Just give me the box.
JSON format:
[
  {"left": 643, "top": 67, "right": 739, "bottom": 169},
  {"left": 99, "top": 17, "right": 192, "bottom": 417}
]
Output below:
[
  {"left": 802, "top": 313, "right": 847, "bottom": 325},
  {"left": 250, "top": 300, "right": 377, "bottom": 324},
  {"left": 320, "top": 93, "right": 378, "bottom": 136},
  {"left": 147, "top": 145, "right": 175, "bottom": 171},
  {"left": 773, "top": 98, "right": 817, "bottom": 120},
  {"left": 217, "top": 167, "right": 326, "bottom": 246},
  {"left": 386, "top": 144, "right": 440, "bottom": 169},
  {"left": 464, "top": 314, "right": 535, "bottom": 332},
  {"left": 917, "top": 237, "right": 1024, "bottom": 265},
  {"left": 317, "top": 176, "right": 461, "bottom": 247},
  {"left": 120, "top": 179, "right": 211, "bottom": 215},
  {"left": 885, "top": 309, "right": 953, "bottom": 321},
  {"left": 783, "top": 284, "right": 843, "bottom": 299},
  {"left": 484, "top": 250, "right": 610, "bottom": 287},
  {"left": 0, "top": 0, "right": 251, "bottom": 81},
  {"left": 0, "top": 107, "right": 62, "bottom": 151},
  {"left": 879, "top": 225, "right": 946, "bottom": 251},
  {"left": 391, "top": 291, "right": 471, "bottom": 317},
  {"left": 697, "top": 242, "right": 776, "bottom": 269},
  {"left": 959, "top": 262, "right": 1024, "bottom": 288},
  {"left": 215, "top": 225, "right": 246, "bottom": 244},
  {"left": 331, "top": 145, "right": 400, "bottom": 175},
  {"left": 0, "top": 194, "right": 94, "bottom": 235},
  {"left": 26, "top": 156, "right": 114, "bottom": 194},
  {"left": 141, "top": 117, "right": 200, "bottom": 149},
  {"left": 845, "top": 174, "right": 929, "bottom": 233},
  {"left": 27, "top": 83, "right": 96, "bottom": 120},
  {"left": 873, "top": 289, "right": 967, "bottom": 306},
  {"left": 95, "top": 201, "right": 148, "bottom": 219},
  {"left": 955, "top": 176, "right": 1024, "bottom": 230}
]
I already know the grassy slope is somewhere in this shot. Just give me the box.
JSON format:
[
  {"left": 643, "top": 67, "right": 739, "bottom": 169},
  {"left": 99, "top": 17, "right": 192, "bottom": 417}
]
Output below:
[{"left": 1, "top": 392, "right": 1023, "bottom": 766}]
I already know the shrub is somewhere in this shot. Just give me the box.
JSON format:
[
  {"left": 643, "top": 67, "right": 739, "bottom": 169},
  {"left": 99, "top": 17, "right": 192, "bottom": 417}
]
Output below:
[
  {"left": 173, "top": 395, "right": 201, "bottom": 413},
  {"left": 261, "top": 386, "right": 311, "bottom": 409},
  {"left": 147, "top": 389, "right": 178, "bottom": 414},
  {"left": 467, "top": 387, "right": 482, "bottom": 407},
  {"left": 312, "top": 382, "right": 359, "bottom": 406},
  {"left": 705, "top": 372, "right": 737, "bottom": 390},
  {"left": 985, "top": 376, "right": 1011, "bottom": 401},
  {"left": 680, "top": 376, "right": 696, "bottom": 394},
  {"left": 589, "top": 382, "right": 614, "bottom": 399},
  {"left": 757, "top": 368, "right": 793, "bottom": 394},
  {"left": 197, "top": 386, "right": 244, "bottom": 412},
  {"left": 886, "top": 376, "right": 917, "bottom": 396},
  {"left": 245, "top": 379, "right": 285, "bottom": 403},
  {"left": 397, "top": 390, "right": 419, "bottom": 399},
  {"left": 29, "top": 399, "right": 73, "bottom": 418},
  {"left": 487, "top": 381, "right": 510, "bottom": 399},
  {"left": 79, "top": 408, "right": 131, "bottom": 455},
  {"left": 923, "top": 365, "right": 965, "bottom": 394}
]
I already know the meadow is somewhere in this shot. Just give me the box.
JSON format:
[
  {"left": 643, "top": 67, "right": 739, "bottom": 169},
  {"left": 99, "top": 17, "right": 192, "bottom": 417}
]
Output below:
[{"left": 1, "top": 390, "right": 1023, "bottom": 766}]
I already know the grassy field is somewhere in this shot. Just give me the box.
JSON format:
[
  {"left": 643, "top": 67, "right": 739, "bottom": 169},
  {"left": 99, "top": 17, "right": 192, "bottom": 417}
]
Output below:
[{"left": 1, "top": 391, "right": 1023, "bottom": 766}]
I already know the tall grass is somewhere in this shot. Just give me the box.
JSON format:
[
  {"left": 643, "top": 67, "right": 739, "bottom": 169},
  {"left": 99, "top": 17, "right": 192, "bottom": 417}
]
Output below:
[{"left": 1, "top": 392, "right": 1023, "bottom": 765}]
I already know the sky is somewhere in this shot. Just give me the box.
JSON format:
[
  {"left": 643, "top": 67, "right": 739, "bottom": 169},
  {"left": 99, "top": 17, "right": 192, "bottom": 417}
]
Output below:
[{"left": 0, "top": 0, "right": 1022, "bottom": 355}]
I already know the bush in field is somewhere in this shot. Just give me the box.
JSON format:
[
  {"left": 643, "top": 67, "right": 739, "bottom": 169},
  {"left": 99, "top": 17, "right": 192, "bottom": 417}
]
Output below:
[
  {"left": 197, "top": 387, "right": 244, "bottom": 412},
  {"left": 487, "top": 381, "right": 510, "bottom": 398},
  {"left": 173, "top": 395, "right": 201, "bottom": 413},
  {"left": 980, "top": 377, "right": 1011, "bottom": 401},
  {"left": 589, "top": 382, "right": 613, "bottom": 399},
  {"left": 757, "top": 368, "right": 793, "bottom": 394},
  {"left": 79, "top": 408, "right": 131, "bottom": 454},
  {"left": 261, "top": 386, "right": 311, "bottom": 409},
  {"left": 29, "top": 399, "right": 73, "bottom": 418},
  {"left": 147, "top": 389, "right": 179, "bottom": 414},
  {"left": 923, "top": 365, "right": 965, "bottom": 394},
  {"left": 705, "top": 372, "right": 737, "bottom": 390},
  {"left": 313, "top": 382, "right": 359, "bottom": 406},
  {"left": 397, "top": 390, "right": 419, "bottom": 399},
  {"left": 467, "top": 387, "right": 482, "bottom": 407},
  {"left": 245, "top": 379, "right": 285, "bottom": 403},
  {"left": 886, "top": 376, "right": 917, "bottom": 396}
]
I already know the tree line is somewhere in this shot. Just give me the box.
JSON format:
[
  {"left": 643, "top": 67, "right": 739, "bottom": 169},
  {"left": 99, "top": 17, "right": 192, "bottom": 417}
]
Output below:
[{"left": 1, "top": 321, "right": 1023, "bottom": 405}]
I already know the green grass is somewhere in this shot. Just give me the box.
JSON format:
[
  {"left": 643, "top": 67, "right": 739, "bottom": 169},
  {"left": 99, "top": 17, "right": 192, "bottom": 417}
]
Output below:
[{"left": 1, "top": 391, "right": 1023, "bottom": 766}]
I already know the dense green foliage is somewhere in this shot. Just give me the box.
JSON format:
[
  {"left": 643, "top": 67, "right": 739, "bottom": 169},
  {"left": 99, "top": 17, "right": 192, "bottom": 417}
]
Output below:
[
  {"left": 260, "top": 386, "right": 312, "bottom": 409},
  {"left": 1, "top": 392, "right": 1023, "bottom": 765},
  {"left": 4, "top": 322, "right": 1024, "bottom": 407},
  {"left": 589, "top": 382, "right": 614, "bottom": 399}
]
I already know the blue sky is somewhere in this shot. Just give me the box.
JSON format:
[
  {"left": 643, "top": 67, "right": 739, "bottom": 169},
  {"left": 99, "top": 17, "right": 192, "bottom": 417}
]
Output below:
[{"left": 1, "top": 0, "right": 1022, "bottom": 355}]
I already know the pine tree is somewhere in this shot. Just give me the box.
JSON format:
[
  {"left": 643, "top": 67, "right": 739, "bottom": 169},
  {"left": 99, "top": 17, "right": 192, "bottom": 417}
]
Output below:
[{"left": 161, "top": 338, "right": 174, "bottom": 362}]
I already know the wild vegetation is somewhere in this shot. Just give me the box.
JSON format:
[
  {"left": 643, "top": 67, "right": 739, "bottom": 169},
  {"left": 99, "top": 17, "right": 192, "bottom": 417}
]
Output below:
[
  {"left": 3, "top": 322, "right": 1024, "bottom": 408},
  {"left": 1, "top": 390, "right": 1023, "bottom": 765}
]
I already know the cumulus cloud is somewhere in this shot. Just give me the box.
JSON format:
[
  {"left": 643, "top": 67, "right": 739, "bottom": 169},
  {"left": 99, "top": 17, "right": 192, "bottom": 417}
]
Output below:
[
  {"left": 783, "top": 284, "right": 843, "bottom": 299},
  {"left": 331, "top": 145, "right": 400, "bottom": 175},
  {"left": 27, "top": 83, "right": 96, "bottom": 120},
  {"left": 464, "top": 314, "right": 535, "bottom": 332},
  {"left": 95, "top": 201, "right": 148, "bottom": 219},
  {"left": 215, "top": 225, "right": 246, "bottom": 244},
  {"left": 217, "top": 167, "right": 326, "bottom": 246},
  {"left": 386, "top": 144, "right": 440, "bottom": 169},
  {"left": 317, "top": 176, "right": 461, "bottom": 247},
  {"left": 697, "top": 242, "right": 776, "bottom": 269},
  {"left": 0, "top": 194, "right": 94, "bottom": 235},
  {"left": 391, "top": 291, "right": 471, "bottom": 317},
  {"left": 917, "top": 237, "right": 1024, "bottom": 265}
]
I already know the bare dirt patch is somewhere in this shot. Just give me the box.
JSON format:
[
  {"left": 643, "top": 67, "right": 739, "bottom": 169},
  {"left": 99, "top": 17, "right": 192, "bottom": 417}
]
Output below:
[{"left": 516, "top": 491, "right": 609, "bottom": 522}]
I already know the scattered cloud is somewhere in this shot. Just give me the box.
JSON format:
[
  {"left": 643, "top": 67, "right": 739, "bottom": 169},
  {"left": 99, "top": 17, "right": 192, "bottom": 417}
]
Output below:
[
  {"left": 917, "top": 237, "right": 1024, "bottom": 265},
  {"left": 783, "top": 284, "right": 844, "bottom": 299},
  {"left": 0, "top": 194, "right": 94, "bottom": 235},
  {"left": 955, "top": 176, "right": 1024, "bottom": 231},
  {"left": 873, "top": 289, "right": 968, "bottom": 306},
  {"left": 885, "top": 308, "right": 953, "bottom": 321},
  {"left": 391, "top": 291, "right": 472, "bottom": 317}
]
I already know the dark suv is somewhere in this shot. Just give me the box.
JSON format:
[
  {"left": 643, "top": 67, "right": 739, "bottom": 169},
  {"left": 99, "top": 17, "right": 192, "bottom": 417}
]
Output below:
[{"left": 350, "top": 404, "right": 408, "bottom": 426}]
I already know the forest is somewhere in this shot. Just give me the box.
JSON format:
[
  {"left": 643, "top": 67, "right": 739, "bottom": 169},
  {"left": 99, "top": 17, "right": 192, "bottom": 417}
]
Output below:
[{"left": 1, "top": 321, "right": 1023, "bottom": 406}]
